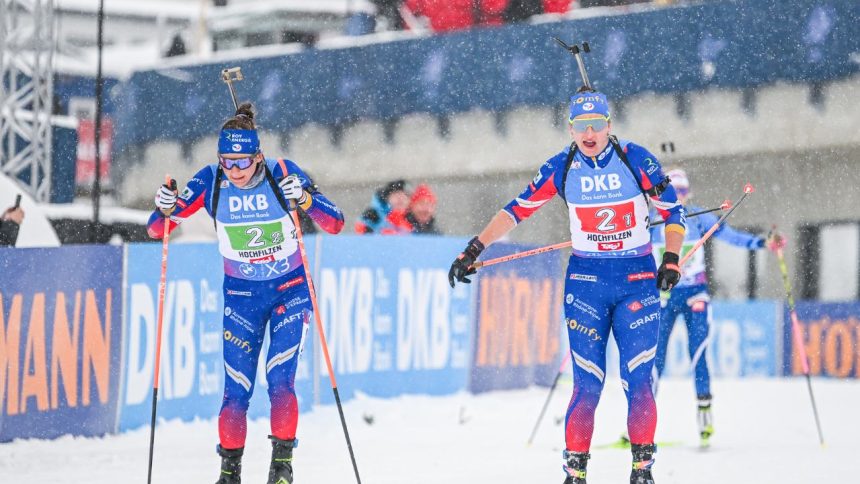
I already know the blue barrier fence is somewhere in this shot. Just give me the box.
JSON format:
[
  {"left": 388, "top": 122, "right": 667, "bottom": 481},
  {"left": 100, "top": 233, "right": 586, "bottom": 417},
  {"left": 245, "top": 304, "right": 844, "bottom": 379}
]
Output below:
[
  {"left": 661, "top": 301, "right": 781, "bottom": 379},
  {"left": 2, "top": 239, "right": 858, "bottom": 442},
  {"left": 113, "top": 0, "right": 860, "bottom": 149},
  {"left": 313, "top": 236, "right": 474, "bottom": 403}
]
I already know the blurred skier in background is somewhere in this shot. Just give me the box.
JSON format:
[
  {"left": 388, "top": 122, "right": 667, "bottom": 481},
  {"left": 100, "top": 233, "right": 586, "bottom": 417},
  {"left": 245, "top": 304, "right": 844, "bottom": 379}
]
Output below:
[
  {"left": 650, "top": 168, "right": 784, "bottom": 447},
  {"left": 449, "top": 89, "right": 687, "bottom": 484},
  {"left": 147, "top": 102, "right": 344, "bottom": 484}
]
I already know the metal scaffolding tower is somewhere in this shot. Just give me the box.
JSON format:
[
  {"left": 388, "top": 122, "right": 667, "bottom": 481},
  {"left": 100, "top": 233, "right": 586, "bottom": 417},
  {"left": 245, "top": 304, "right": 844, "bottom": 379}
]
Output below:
[{"left": 1, "top": 0, "right": 55, "bottom": 202}]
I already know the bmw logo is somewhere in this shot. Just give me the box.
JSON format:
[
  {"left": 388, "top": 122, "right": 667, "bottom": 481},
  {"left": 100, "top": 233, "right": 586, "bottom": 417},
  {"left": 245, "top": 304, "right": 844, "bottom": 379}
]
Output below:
[
  {"left": 240, "top": 264, "right": 256, "bottom": 276},
  {"left": 565, "top": 293, "right": 574, "bottom": 304},
  {"left": 224, "top": 307, "right": 232, "bottom": 316}
]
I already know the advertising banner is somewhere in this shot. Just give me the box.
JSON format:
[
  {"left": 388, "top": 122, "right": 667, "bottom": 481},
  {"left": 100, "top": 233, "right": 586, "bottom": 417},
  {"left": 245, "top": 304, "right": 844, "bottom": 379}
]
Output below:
[
  {"left": 661, "top": 301, "right": 780, "bottom": 378},
  {"left": 312, "top": 236, "right": 473, "bottom": 402},
  {"left": 469, "top": 244, "right": 564, "bottom": 393},
  {"left": 118, "top": 242, "right": 316, "bottom": 431},
  {"left": 0, "top": 246, "right": 123, "bottom": 441},
  {"left": 784, "top": 301, "right": 860, "bottom": 378}
]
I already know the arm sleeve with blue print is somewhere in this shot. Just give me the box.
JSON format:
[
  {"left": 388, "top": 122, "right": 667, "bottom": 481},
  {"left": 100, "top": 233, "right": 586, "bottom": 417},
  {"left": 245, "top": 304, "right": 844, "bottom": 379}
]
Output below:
[
  {"left": 624, "top": 143, "right": 686, "bottom": 235},
  {"left": 271, "top": 159, "right": 345, "bottom": 234},
  {"left": 147, "top": 166, "right": 214, "bottom": 239},
  {"left": 501, "top": 150, "right": 567, "bottom": 224},
  {"left": 696, "top": 210, "right": 764, "bottom": 249}
]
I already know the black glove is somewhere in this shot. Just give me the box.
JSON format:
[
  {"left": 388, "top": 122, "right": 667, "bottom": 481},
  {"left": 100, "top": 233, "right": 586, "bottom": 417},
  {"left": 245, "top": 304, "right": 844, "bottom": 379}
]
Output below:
[
  {"left": 448, "top": 236, "right": 485, "bottom": 287},
  {"left": 656, "top": 252, "right": 681, "bottom": 291}
]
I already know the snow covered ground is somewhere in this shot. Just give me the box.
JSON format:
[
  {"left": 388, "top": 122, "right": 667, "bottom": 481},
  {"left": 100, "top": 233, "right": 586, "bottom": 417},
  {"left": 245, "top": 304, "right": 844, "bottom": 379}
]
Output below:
[{"left": 1, "top": 378, "right": 855, "bottom": 484}]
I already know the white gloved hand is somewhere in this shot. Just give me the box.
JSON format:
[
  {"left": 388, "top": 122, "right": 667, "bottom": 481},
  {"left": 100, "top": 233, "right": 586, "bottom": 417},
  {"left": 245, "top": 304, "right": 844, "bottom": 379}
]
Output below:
[
  {"left": 155, "top": 184, "right": 177, "bottom": 212},
  {"left": 278, "top": 174, "right": 306, "bottom": 203}
]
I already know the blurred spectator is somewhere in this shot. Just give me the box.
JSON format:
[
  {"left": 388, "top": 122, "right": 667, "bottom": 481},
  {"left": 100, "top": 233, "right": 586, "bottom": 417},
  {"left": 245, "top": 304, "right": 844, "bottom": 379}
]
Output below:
[
  {"left": 404, "top": 0, "right": 509, "bottom": 32},
  {"left": 345, "top": 11, "right": 377, "bottom": 36},
  {"left": 0, "top": 202, "right": 24, "bottom": 247},
  {"left": 371, "top": 0, "right": 405, "bottom": 30},
  {"left": 543, "top": 0, "right": 573, "bottom": 14},
  {"left": 406, "top": 183, "right": 441, "bottom": 235},
  {"left": 504, "top": 0, "right": 543, "bottom": 23},
  {"left": 165, "top": 33, "right": 187, "bottom": 57},
  {"left": 355, "top": 179, "right": 414, "bottom": 234}
]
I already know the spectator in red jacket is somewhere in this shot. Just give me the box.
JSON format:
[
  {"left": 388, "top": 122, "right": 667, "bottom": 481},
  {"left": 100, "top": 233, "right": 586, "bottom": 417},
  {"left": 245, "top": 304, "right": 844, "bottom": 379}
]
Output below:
[
  {"left": 543, "top": 0, "right": 573, "bottom": 14},
  {"left": 405, "top": 0, "right": 510, "bottom": 32},
  {"left": 406, "top": 183, "right": 441, "bottom": 235}
]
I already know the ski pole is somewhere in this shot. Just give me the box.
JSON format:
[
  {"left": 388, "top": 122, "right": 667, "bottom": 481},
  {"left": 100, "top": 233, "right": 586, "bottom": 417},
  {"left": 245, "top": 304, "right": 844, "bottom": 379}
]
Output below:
[
  {"left": 471, "top": 202, "right": 729, "bottom": 271},
  {"left": 649, "top": 200, "right": 731, "bottom": 227},
  {"left": 472, "top": 240, "right": 572, "bottom": 270},
  {"left": 527, "top": 352, "right": 571, "bottom": 446},
  {"left": 286, "top": 191, "right": 363, "bottom": 484},
  {"left": 147, "top": 175, "right": 175, "bottom": 484},
  {"left": 775, "top": 242, "right": 825, "bottom": 446},
  {"left": 679, "top": 184, "right": 754, "bottom": 268}
]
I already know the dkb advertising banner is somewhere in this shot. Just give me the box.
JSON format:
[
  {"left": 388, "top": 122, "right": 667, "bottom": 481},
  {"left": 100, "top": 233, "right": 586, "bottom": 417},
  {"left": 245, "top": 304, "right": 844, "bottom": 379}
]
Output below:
[
  {"left": 784, "top": 301, "right": 860, "bottom": 378},
  {"left": 469, "top": 244, "right": 564, "bottom": 393},
  {"left": 661, "top": 301, "right": 781, "bottom": 378},
  {"left": 118, "top": 242, "right": 316, "bottom": 431},
  {"left": 0, "top": 246, "right": 123, "bottom": 441},
  {"left": 312, "top": 236, "right": 473, "bottom": 402}
]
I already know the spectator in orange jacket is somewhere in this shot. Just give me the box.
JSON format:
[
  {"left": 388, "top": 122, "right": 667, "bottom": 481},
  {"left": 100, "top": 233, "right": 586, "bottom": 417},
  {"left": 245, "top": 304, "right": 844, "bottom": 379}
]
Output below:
[{"left": 355, "top": 180, "right": 414, "bottom": 235}]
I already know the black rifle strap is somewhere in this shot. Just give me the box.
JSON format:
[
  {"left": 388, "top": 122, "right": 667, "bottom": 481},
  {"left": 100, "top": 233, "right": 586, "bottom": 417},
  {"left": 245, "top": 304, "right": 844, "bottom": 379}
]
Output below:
[
  {"left": 559, "top": 137, "right": 670, "bottom": 203},
  {"left": 210, "top": 162, "right": 292, "bottom": 231},
  {"left": 559, "top": 142, "right": 577, "bottom": 202},
  {"left": 211, "top": 166, "right": 224, "bottom": 230},
  {"left": 609, "top": 135, "right": 671, "bottom": 198}
]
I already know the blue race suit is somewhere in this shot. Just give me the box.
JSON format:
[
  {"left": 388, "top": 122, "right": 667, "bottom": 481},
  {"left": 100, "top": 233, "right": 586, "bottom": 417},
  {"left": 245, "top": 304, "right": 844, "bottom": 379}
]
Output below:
[
  {"left": 651, "top": 205, "right": 763, "bottom": 398},
  {"left": 504, "top": 139, "right": 685, "bottom": 451},
  {"left": 148, "top": 158, "right": 344, "bottom": 449}
]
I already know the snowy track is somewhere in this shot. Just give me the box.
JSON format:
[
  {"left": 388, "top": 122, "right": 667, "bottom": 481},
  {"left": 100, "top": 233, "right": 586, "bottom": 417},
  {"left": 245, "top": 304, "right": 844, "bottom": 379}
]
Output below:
[{"left": 1, "top": 378, "right": 855, "bottom": 483}]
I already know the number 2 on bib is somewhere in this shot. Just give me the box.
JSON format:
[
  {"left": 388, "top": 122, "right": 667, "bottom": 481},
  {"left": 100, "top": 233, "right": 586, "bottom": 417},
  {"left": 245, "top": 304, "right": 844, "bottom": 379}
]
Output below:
[{"left": 576, "top": 201, "right": 636, "bottom": 234}]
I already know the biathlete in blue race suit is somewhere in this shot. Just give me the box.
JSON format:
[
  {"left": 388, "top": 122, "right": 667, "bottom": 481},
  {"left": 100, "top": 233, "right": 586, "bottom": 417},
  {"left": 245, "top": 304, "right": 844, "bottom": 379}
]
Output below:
[
  {"left": 148, "top": 103, "right": 344, "bottom": 484},
  {"left": 650, "top": 168, "right": 781, "bottom": 446},
  {"left": 448, "top": 90, "right": 686, "bottom": 484}
]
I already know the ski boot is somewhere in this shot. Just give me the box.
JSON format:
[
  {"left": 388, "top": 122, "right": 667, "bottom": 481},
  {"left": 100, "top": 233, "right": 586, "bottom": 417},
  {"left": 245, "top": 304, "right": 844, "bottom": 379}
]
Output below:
[
  {"left": 697, "top": 394, "right": 714, "bottom": 448},
  {"left": 267, "top": 436, "right": 295, "bottom": 484},
  {"left": 630, "top": 443, "right": 656, "bottom": 484},
  {"left": 215, "top": 445, "right": 243, "bottom": 484},
  {"left": 562, "top": 450, "right": 590, "bottom": 484}
]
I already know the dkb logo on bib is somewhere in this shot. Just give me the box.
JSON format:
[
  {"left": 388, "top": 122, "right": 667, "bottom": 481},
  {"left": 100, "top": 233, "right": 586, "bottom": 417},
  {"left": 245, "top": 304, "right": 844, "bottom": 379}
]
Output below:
[{"left": 581, "top": 173, "right": 621, "bottom": 192}]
